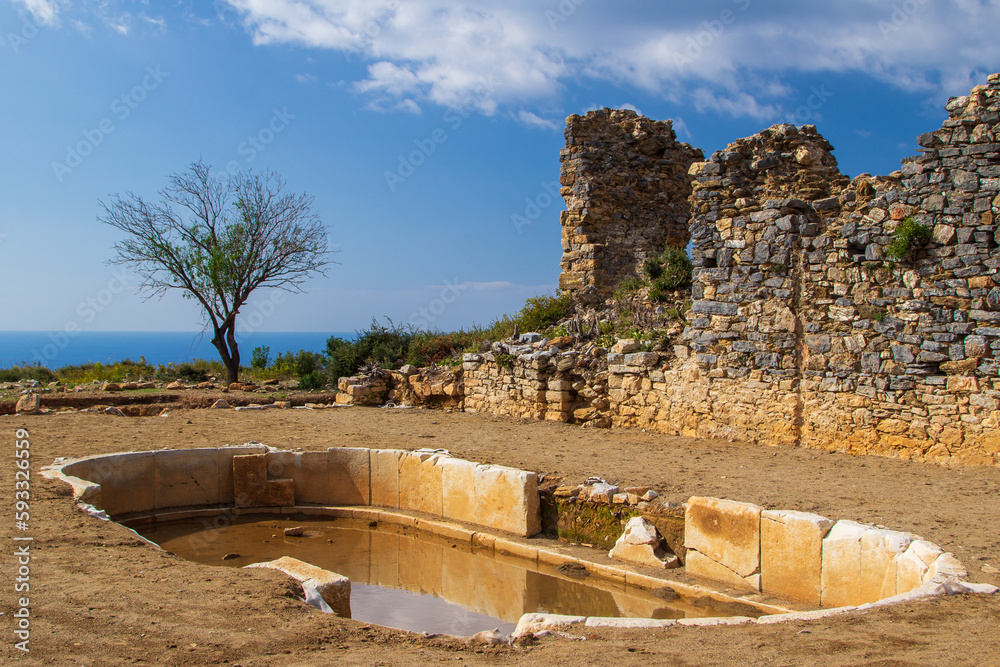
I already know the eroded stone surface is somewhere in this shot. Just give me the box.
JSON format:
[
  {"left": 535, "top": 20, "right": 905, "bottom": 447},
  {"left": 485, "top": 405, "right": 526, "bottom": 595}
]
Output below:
[
  {"left": 684, "top": 550, "right": 760, "bottom": 593},
  {"left": 440, "top": 457, "right": 479, "bottom": 524},
  {"left": 398, "top": 451, "right": 445, "bottom": 516},
  {"left": 897, "top": 540, "right": 945, "bottom": 593},
  {"left": 327, "top": 447, "right": 370, "bottom": 506},
  {"left": 369, "top": 449, "right": 402, "bottom": 508},
  {"left": 820, "top": 520, "right": 868, "bottom": 607},
  {"left": 154, "top": 449, "right": 219, "bottom": 510},
  {"left": 267, "top": 451, "right": 328, "bottom": 505},
  {"left": 232, "top": 454, "right": 294, "bottom": 508},
  {"left": 761, "top": 510, "right": 833, "bottom": 605},
  {"left": 89, "top": 452, "right": 156, "bottom": 516},
  {"left": 244, "top": 556, "right": 351, "bottom": 618},
  {"left": 861, "top": 527, "right": 915, "bottom": 601},
  {"left": 685, "top": 497, "right": 761, "bottom": 577},
  {"left": 474, "top": 464, "right": 541, "bottom": 537}
]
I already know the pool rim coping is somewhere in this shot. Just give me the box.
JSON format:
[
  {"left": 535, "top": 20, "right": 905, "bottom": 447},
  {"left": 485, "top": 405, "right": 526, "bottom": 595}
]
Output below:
[{"left": 41, "top": 448, "right": 999, "bottom": 639}]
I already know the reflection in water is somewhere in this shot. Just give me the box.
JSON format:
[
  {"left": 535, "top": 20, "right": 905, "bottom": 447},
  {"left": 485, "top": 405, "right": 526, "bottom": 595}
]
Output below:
[{"left": 131, "top": 514, "right": 753, "bottom": 635}]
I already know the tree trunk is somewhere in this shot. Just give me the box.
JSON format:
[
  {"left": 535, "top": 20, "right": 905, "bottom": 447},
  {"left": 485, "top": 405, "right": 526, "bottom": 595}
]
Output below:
[{"left": 211, "top": 325, "right": 241, "bottom": 385}]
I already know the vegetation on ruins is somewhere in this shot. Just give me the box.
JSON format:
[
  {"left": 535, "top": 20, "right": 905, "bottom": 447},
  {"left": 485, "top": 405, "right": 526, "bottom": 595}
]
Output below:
[{"left": 885, "top": 216, "right": 933, "bottom": 261}]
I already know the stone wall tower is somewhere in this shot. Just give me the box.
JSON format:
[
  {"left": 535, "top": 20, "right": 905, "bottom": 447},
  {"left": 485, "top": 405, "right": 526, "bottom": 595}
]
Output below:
[{"left": 558, "top": 109, "right": 703, "bottom": 304}]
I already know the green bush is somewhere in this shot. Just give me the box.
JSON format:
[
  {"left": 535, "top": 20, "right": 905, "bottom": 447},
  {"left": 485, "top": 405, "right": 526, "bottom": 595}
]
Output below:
[
  {"left": 174, "top": 363, "right": 209, "bottom": 383},
  {"left": 0, "top": 365, "right": 57, "bottom": 383},
  {"left": 641, "top": 245, "right": 693, "bottom": 297},
  {"left": 322, "top": 294, "right": 575, "bottom": 380},
  {"left": 298, "top": 371, "right": 326, "bottom": 390},
  {"left": 886, "top": 217, "right": 932, "bottom": 261},
  {"left": 479, "top": 292, "right": 574, "bottom": 340},
  {"left": 250, "top": 345, "right": 270, "bottom": 370},
  {"left": 613, "top": 276, "right": 645, "bottom": 299},
  {"left": 326, "top": 318, "right": 417, "bottom": 380},
  {"left": 654, "top": 246, "right": 694, "bottom": 290}
]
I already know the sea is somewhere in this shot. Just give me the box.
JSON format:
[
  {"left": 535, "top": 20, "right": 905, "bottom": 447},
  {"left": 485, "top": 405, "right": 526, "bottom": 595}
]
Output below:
[{"left": 0, "top": 331, "right": 354, "bottom": 369}]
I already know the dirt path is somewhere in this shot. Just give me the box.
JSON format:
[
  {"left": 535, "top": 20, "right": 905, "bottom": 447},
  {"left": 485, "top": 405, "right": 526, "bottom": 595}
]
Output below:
[{"left": 1, "top": 405, "right": 998, "bottom": 666}]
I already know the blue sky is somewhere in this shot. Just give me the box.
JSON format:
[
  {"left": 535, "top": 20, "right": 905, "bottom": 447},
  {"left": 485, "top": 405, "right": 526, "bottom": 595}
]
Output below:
[{"left": 1, "top": 0, "right": 998, "bottom": 336}]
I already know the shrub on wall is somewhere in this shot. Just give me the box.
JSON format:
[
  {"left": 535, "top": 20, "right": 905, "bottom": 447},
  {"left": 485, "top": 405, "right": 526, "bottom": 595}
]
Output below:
[{"left": 886, "top": 217, "right": 932, "bottom": 261}]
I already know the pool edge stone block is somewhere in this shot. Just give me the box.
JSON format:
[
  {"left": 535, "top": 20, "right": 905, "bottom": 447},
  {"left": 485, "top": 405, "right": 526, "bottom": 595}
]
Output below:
[
  {"left": 860, "top": 527, "right": 915, "bottom": 601},
  {"left": 244, "top": 556, "right": 351, "bottom": 618},
  {"left": 327, "top": 447, "right": 371, "bottom": 506},
  {"left": 218, "top": 445, "right": 267, "bottom": 505},
  {"left": 369, "top": 449, "right": 403, "bottom": 509},
  {"left": 684, "top": 550, "right": 761, "bottom": 593},
  {"left": 474, "top": 464, "right": 542, "bottom": 537},
  {"left": 896, "top": 539, "right": 944, "bottom": 594},
  {"left": 233, "top": 454, "right": 294, "bottom": 508},
  {"left": 820, "top": 520, "right": 868, "bottom": 607},
  {"left": 91, "top": 452, "right": 156, "bottom": 516},
  {"left": 267, "top": 450, "right": 329, "bottom": 505},
  {"left": 761, "top": 510, "right": 834, "bottom": 605},
  {"left": 398, "top": 451, "right": 445, "bottom": 516},
  {"left": 154, "top": 449, "right": 220, "bottom": 510},
  {"left": 54, "top": 459, "right": 104, "bottom": 509},
  {"left": 441, "top": 457, "right": 479, "bottom": 524},
  {"left": 685, "top": 497, "right": 762, "bottom": 579}
]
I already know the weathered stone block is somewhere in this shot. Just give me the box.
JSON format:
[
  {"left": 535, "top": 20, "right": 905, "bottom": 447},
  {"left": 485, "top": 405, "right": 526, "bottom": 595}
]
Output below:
[
  {"left": 685, "top": 497, "right": 761, "bottom": 577},
  {"left": 609, "top": 517, "right": 679, "bottom": 569},
  {"left": 398, "top": 451, "right": 445, "bottom": 516},
  {"left": 245, "top": 556, "right": 351, "bottom": 618},
  {"left": 218, "top": 445, "right": 267, "bottom": 505},
  {"left": 441, "top": 457, "right": 479, "bottom": 524},
  {"left": 685, "top": 550, "right": 760, "bottom": 592},
  {"left": 369, "top": 449, "right": 403, "bottom": 508},
  {"left": 820, "top": 519, "right": 868, "bottom": 607},
  {"left": 691, "top": 300, "right": 738, "bottom": 317},
  {"left": 154, "top": 448, "right": 219, "bottom": 510},
  {"left": 474, "top": 464, "right": 541, "bottom": 537},
  {"left": 761, "top": 510, "right": 833, "bottom": 605},
  {"left": 233, "top": 454, "right": 294, "bottom": 508},
  {"left": 896, "top": 539, "right": 944, "bottom": 593},
  {"left": 83, "top": 452, "right": 156, "bottom": 516},
  {"left": 15, "top": 393, "right": 40, "bottom": 414},
  {"left": 860, "top": 528, "right": 914, "bottom": 601},
  {"left": 267, "top": 451, "right": 329, "bottom": 505},
  {"left": 327, "top": 447, "right": 370, "bottom": 506}
]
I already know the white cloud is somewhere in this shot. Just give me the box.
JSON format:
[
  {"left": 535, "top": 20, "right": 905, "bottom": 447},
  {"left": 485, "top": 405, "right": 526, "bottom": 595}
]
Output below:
[
  {"left": 672, "top": 116, "right": 692, "bottom": 141},
  {"left": 396, "top": 98, "right": 422, "bottom": 114},
  {"left": 14, "top": 0, "right": 64, "bottom": 25},
  {"left": 517, "top": 110, "right": 557, "bottom": 130},
  {"left": 12, "top": 0, "right": 61, "bottom": 25},
  {"left": 27, "top": 1, "right": 1000, "bottom": 125},
  {"left": 295, "top": 73, "right": 318, "bottom": 84},
  {"left": 220, "top": 0, "right": 1000, "bottom": 123}
]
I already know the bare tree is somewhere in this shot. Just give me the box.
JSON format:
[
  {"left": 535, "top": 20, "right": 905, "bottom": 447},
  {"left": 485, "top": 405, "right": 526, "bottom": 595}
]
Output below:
[{"left": 99, "top": 160, "right": 333, "bottom": 384}]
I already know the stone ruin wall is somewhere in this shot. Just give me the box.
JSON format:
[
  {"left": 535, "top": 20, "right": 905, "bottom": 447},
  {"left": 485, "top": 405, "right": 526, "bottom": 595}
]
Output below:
[
  {"left": 341, "top": 75, "right": 1000, "bottom": 468},
  {"left": 558, "top": 109, "right": 703, "bottom": 304},
  {"left": 681, "top": 75, "right": 1000, "bottom": 465}
]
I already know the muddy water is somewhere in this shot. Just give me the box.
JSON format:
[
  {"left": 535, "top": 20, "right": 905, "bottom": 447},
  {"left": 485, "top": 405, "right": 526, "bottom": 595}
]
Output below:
[{"left": 131, "top": 514, "right": 758, "bottom": 635}]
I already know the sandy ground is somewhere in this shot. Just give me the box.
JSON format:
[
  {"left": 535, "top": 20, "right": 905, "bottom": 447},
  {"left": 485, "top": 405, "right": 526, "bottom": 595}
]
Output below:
[{"left": 1, "top": 403, "right": 999, "bottom": 666}]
